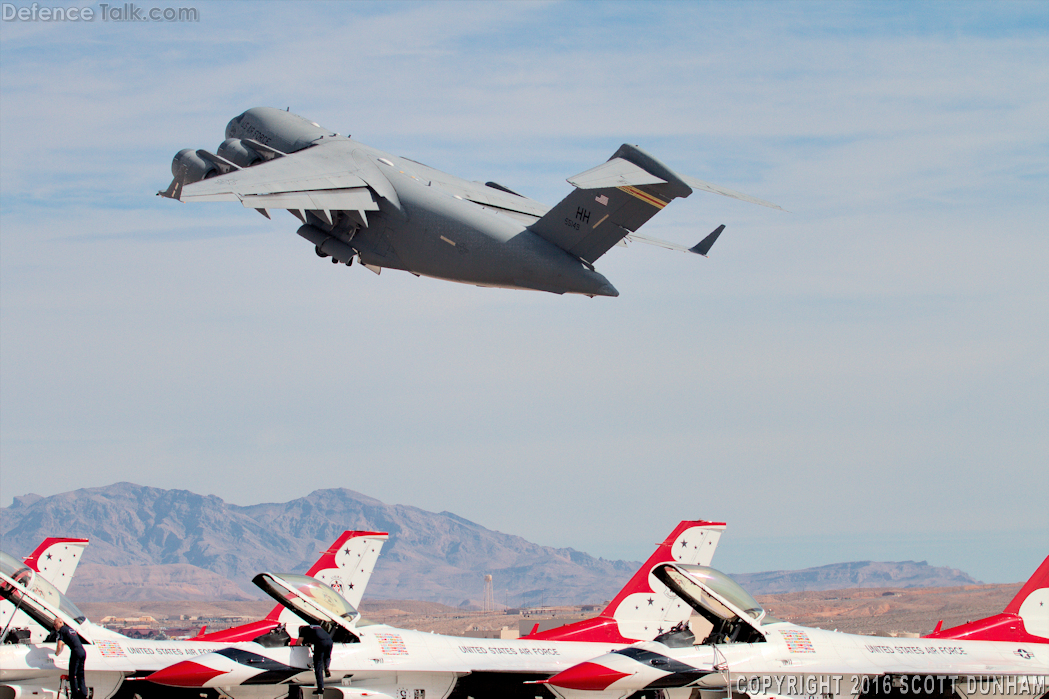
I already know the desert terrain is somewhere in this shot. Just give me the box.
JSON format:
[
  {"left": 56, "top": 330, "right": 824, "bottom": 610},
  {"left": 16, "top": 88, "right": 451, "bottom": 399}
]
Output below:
[{"left": 77, "top": 581, "right": 1020, "bottom": 639}]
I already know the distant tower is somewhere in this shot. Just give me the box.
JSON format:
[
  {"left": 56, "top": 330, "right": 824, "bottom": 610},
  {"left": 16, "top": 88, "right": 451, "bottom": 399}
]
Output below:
[{"left": 483, "top": 574, "right": 495, "bottom": 613}]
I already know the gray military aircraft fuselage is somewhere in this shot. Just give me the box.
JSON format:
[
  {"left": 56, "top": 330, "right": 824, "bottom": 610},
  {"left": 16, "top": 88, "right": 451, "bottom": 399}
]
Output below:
[{"left": 162, "top": 107, "right": 781, "bottom": 297}]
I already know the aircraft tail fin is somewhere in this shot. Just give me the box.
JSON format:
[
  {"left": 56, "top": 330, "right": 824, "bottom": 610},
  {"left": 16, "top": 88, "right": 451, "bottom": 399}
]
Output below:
[
  {"left": 23, "top": 538, "right": 89, "bottom": 595},
  {"left": 528, "top": 144, "right": 694, "bottom": 264},
  {"left": 925, "top": 555, "right": 1049, "bottom": 643},
  {"left": 301, "top": 530, "right": 388, "bottom": 609},
  {"left": 0, "top": 538, "right": 89, "bottom": 640},
  {"left": 529, "top": 145, "right": 781, "bottom": 264},
  {"left": 524, "top": 520, "right": 725, "bottom": 643},
  {"left": 192, "top": 530, "right": 388, "bottom": 642},
  {"left": 269, "top": 530, "right": 388, "bottom": 632}
]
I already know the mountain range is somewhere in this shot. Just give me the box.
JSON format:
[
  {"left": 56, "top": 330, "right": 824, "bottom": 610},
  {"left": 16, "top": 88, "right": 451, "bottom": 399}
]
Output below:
[{"left": 1, "top": 483, "right": 980, "bottom": 605}]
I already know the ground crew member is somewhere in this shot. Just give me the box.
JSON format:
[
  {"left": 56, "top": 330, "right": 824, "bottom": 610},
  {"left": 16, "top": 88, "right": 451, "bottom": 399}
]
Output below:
[
  {"left": 53, "top": 618, "right": 87, "bottom": 699},
  {"left": 298, "top": 624, "right": 333, "bottom": 695}
]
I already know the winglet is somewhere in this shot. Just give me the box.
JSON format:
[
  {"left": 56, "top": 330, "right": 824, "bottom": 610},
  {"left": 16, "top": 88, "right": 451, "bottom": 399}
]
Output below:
[
  {"left": 158, "top": 163, "right": 187, "bottom": 200},
  {"left": 689, "top": 225, "right": 725, "bottom": 257},
  {"left": 933, "top": 620, "right": 943, "bottom": 634}
]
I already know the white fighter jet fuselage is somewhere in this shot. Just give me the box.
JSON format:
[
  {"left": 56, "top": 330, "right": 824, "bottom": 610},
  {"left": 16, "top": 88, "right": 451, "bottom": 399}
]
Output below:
[
  {"left": 150, "top": 622, "right": 623, "bottom": 699},
  {"left": 545, "top": 561, "right": 1049, "bottom": 699}
]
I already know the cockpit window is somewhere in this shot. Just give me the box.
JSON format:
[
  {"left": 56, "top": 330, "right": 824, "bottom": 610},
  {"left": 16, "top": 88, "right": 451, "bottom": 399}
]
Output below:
[
  {"left": 0, "top": 551, "right": 88, "bottom": 624},
  {"left": 675, "top": 566, "right": 765, "bottom": 621},
  {"left": 658, "top": 564, "right": 766, "bottom": 623},
  {"left": 258, "top": 573, "right": 358, "bottom": 624},
  {"left": 1, "top": 551, "right": 32, "bottom": 582},
  {"left": 662, "top": 567, "right": 736, "bottom": 620}
]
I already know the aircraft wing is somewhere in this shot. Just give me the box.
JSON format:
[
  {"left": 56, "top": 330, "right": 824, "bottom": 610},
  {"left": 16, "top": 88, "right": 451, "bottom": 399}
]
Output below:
[{"left": 169, "top": 140, "right": 386, "bottom": 223}]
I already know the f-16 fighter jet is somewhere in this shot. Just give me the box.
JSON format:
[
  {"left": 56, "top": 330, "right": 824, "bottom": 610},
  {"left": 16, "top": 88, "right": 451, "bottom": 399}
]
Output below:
[
  {"left": 0, "top": 531, "right": 387, "bottom": 699},
  {"left": 161, "top": 107, "right": 781, "bottom": 297},
  {"left": 545, "top": 557, "right": 1049, "bottom": 699},
  {"left": 145, "top": 520, "right": 726, "bottom": 698}
]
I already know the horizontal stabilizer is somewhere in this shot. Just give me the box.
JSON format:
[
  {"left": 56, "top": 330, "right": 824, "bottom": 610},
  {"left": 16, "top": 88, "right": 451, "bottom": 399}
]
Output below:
[
  {"left": 680, "top": 174, "right": 783, "bottom": 211},
  {"left": 627, "top": 225, "right": 725, "bottom": 256},
  {"left": 568, "top": 157, "right": 668, "bottom": 189}
]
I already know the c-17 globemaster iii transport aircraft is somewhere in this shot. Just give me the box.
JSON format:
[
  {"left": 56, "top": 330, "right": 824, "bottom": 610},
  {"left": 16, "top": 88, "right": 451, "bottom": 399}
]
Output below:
[{"left": 161, "top": 107, "right": 781, "bottom": 297}]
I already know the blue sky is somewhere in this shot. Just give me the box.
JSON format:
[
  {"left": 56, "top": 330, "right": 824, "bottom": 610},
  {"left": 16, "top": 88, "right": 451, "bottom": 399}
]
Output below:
[{"left": 1, "top": 1, "right": 1046, "bottom": 583}]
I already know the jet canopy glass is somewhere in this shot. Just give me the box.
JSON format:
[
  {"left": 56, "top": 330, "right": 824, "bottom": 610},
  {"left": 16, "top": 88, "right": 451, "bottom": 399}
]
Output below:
[
  {"left": 660, "top": 564, "right": 766, "bottom": 622},
  {"left": 254, "top": 573, "right": 359, "bottom": 626},
  {"left": 0, "top": 550, "right": 88, "bottom": 624}
]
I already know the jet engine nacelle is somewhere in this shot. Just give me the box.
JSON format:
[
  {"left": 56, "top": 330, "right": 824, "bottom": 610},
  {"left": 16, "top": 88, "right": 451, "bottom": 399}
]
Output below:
[
  {"left": 225, "top": 107, "right": 334, "bottom": 155},
  {"left": 216, "top": 138, "right": 262, "bottom": 168},
  {"left": 170, "top": 148, "right": 217, "bottom": 184}
]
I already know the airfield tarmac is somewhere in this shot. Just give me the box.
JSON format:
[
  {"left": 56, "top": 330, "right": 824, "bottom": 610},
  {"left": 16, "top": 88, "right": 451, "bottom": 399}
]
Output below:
[{"left": 79, "top": 581, "right": 1020, "bottom": 639}]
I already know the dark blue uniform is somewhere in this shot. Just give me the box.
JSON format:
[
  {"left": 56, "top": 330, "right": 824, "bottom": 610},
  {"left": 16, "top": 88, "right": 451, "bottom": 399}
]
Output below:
[
  {"left": 56, "top": 624, "right": 87, "bottom": 699},
  {"left": 298, "top": 624, "right": 333, "bottom": 693}
]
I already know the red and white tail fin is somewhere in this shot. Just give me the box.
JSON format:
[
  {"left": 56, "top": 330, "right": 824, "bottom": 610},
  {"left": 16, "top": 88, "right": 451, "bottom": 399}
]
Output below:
[
  {"left": 23, "top": 537, "right": 89, "bottom": 594},
  {"left": 0, "top": 537, "right": 89, "bottom": 643},
  {"left": 272, "top": 530, "right": 388, "bottom": 630},
  {"left": 192, "top": 530, "right": 388, "bottom": 642},
  {"left": 526, "top": 520, "right": 725, "bottom": 643},
  {"left": 926, "top": 555, "right": 1049, "bottom": 643}
]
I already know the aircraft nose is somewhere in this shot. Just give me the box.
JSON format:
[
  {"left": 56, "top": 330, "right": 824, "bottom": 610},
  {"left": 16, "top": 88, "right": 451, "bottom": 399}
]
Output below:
[
  {"left": 147, "top": 660, "right": 229, "bottom": 687},
  {"left": 545, "top": 661, "right": 631, "bottom": 691}
]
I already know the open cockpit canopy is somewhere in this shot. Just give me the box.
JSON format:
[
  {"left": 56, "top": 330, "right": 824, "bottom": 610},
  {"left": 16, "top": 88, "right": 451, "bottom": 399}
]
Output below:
[
  {"left": 659, "top": 564, "right": 765, "bottom": 621},
  {"left": 253, "top": 572, "right": 360, "bottom": 643},
  {"left": 0, "top": 551, "right": 88, "bottom": 639},
  {"left": 653, "top": 564, "right": 775, "bottom": 645}
]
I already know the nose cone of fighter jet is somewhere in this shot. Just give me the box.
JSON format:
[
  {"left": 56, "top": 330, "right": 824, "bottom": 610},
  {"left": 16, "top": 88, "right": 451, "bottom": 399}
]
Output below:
[
  {"left": 147, "top": 660, "right": 229, "bottom": 687},
  {"left": 546, "top": 661, "right": 631, "bottom": 691}
]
